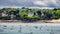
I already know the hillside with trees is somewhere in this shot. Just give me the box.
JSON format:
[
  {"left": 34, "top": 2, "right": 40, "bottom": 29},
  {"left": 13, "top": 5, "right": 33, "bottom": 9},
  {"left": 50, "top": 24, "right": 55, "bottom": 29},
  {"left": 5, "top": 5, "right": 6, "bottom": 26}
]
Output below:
[{"left": 0, "top": 7, "right": 60, "bottom": 22}]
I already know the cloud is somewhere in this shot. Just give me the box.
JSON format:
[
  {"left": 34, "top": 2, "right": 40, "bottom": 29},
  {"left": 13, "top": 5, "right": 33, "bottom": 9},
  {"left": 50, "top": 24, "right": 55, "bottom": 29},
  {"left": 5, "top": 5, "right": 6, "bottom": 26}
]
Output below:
[
  {"left": 33, "top": 0, "right": 48, "bottom": 6},
  {"left": 0, "top": 0, "right": 60, "bottom": 8},
  {"left": 0, "top": 0, "right": 35, "bottom": 7},
  {"left": 33, "top": 0, "right": 60, "bottom": 7}
]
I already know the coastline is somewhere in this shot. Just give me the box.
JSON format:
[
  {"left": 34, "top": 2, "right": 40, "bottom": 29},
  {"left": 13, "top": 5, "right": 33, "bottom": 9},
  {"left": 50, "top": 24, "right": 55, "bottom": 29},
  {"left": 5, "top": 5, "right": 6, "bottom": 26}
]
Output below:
[{"left": 0, "top": 19, "right": 60, "bottom": 23}]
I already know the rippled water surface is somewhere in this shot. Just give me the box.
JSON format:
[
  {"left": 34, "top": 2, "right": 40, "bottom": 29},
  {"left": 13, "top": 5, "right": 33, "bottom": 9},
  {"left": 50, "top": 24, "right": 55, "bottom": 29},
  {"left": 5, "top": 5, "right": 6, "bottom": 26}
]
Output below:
[{"left": 0, "top": 24, "right": 60, "bottom": 34}]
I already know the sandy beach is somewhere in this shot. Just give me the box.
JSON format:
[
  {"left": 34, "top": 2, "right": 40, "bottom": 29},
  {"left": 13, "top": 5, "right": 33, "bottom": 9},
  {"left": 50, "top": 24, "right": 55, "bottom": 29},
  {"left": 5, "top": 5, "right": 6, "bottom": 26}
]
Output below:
[{"left": 0, "top": 19, "right": 60, "bottom": 23}]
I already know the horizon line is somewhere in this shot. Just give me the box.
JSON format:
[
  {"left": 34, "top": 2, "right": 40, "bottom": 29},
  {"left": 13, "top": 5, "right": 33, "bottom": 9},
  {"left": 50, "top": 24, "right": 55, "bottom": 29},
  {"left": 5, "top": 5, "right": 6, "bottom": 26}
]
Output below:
[{"left": 0, "top": 6, "right": 55, "bottom": 9}]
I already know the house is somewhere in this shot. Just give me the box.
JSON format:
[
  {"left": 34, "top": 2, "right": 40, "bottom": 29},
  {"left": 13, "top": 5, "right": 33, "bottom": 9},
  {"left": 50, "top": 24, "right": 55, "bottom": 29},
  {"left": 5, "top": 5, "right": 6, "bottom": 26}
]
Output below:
[
  {"left": 9, "top": 10, "right": 16, "bottom": 20},
  {"left": 9, "top": 10, "right": 19, "bottom": 20},
  {"left": 28, "top": 12, "right": 34, "bottom": 17},
  {"left": 2, "top": 10, "right": 8, "bottom": 17}
]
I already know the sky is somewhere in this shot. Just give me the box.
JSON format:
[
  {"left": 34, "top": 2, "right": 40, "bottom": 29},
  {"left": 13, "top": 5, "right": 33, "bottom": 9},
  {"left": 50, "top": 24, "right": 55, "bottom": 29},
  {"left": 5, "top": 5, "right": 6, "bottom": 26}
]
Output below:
[{"left": 0, "top": 0, "right": 60, "bottom": 8}]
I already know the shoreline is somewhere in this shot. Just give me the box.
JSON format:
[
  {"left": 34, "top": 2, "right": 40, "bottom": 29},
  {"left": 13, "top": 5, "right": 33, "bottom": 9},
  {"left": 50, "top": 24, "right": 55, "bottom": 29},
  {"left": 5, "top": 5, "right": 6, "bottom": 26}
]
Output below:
[{"left": 0, "top": 19, "right": 60, "bottom": 23}]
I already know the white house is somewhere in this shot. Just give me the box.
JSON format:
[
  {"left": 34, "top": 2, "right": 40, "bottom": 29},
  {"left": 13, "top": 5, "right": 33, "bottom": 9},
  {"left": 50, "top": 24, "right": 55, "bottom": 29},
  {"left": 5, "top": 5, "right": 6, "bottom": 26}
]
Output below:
[
  {"left": 2, "top": 10, "right": 8, "bottom": 17},
  {"left": 28, "top": 12, "right": 34, "bottom": 17}
]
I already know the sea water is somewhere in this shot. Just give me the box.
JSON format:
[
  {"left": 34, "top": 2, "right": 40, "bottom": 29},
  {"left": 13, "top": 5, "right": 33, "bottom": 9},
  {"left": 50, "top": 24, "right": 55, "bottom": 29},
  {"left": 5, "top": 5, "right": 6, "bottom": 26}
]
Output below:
[{"left": 0, "top": 24, "right": 60, "bottom": 34}]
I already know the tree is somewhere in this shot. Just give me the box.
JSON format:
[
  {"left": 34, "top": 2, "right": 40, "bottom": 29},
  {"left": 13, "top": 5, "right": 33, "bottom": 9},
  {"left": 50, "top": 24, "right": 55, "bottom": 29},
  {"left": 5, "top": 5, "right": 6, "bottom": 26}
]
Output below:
[
  {"left": 41, "top": 9, "right": 54, "bottom": 19},
  {"left": 53, "top": 8, "right": 57, "bottom": 11},
  {"left": 54, "top": 10, "right": 60, "bottom": 19}
]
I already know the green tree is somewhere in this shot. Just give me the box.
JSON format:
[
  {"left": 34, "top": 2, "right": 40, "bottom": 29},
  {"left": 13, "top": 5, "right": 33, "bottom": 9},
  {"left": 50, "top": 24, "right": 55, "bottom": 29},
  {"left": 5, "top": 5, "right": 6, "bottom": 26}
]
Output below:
[{"left": 54, "top": 10, "right": 60, "bottom": 19}]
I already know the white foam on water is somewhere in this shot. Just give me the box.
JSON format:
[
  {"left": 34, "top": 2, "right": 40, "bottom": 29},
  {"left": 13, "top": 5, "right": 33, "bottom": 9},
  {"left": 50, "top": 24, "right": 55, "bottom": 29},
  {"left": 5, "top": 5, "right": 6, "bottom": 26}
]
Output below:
[{"left": 0, "top": 23, "right": 60, "bottom": 26}]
